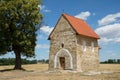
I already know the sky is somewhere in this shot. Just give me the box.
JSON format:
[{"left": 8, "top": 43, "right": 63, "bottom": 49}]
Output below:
[{"left": 1, "top": 0, "right": 120, "bottom": 61}]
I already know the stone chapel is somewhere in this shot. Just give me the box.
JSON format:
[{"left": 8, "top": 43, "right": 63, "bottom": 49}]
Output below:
[{"left": 48, "top": 13, "right": 100, "bottom": 71}]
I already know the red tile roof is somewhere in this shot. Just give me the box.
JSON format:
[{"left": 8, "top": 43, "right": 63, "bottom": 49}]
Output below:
[
  {"left": 48, "top": 13, "right": 100, "bottom": 40},
  {"left": 62, "top": 13, "right": 100, "bottom": 39}
]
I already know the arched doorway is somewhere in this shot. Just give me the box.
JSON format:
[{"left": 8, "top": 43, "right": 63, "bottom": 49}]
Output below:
[{"left": 54, "top": 48, "right": 73, "bottom": 70}]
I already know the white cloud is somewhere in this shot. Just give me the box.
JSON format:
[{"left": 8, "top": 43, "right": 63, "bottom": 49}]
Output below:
[
  {"left": 98, "top": 12, "right": 120, "bottom": 26},
  {"left": 44, "top": 10, "right": 51, "bottom": 12},
  {"left": 116, "top": 38, "right": 120, "bottom": 43},
  {"left": 99, "top": 37, "right": 113, "bottom": 43},
  {"left": 36, "top": 44, "right": 49, "bottom": 49},
  {"left": 96, "top": 12, "right": 120, "bottom": 44},
  {"left": 39, "top": 5, "right": 51, "bottom": 12},
  {"left": 95, "top": 23, "right": 120, "bottom": 43},
  {"left": 75, "top": 11, "right": 91, "bottom": 20},
  {"left": 40, "top": 26, "right": 54, "bottom": 35},
  {"left": 39, "top": 5, "right": 45, "bottom": 10}
]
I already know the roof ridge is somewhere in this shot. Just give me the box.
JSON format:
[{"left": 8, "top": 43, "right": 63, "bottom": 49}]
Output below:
[{"left": 62, "top": 13, "right": 85, "bottom": 21}]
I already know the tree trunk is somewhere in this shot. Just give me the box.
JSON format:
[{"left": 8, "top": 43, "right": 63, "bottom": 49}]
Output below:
[{"left": 14, "top": 51, "right": 22, "bottom": 70}]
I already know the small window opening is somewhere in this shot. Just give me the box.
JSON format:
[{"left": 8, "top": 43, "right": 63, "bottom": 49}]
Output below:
[{"left": 61, "top": 43, "right": 64, "bottom": 48}]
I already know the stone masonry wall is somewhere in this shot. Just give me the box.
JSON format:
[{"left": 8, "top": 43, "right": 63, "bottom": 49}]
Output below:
[
  {"left": 49, "top": 16, "right": 77, "bottom": 70},
  {"left": 77, "top": 35, "right": 99, "bottom": 71}
]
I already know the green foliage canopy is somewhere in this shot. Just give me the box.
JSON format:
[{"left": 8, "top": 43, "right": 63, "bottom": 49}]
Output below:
[{"left": 0, "top": 0, "right": 43, "bottom": 57}]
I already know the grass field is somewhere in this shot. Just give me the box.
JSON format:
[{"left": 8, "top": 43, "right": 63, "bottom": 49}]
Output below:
[{"left": 0, "top": 64, "right": 120, "bottom": 80}]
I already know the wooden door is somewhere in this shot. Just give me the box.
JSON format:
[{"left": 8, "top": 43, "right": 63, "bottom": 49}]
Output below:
[{"left": 59, "top": 57, "right": 65, "bottom": 69}]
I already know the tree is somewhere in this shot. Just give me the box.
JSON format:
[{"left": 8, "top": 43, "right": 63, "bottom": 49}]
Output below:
[
  {"left": 117, "top": 59, "right": 120, "bottom": 63},
  {"left": 0, "top": 0, "right": 43, "bottom": 69},
  {"left": 108, "top": 59, "right": 114, "bottom": 63}
]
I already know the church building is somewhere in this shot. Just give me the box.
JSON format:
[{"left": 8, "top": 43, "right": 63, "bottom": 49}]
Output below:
[{"left": 48, "top": 13, "right": 100, "bottom": 71}]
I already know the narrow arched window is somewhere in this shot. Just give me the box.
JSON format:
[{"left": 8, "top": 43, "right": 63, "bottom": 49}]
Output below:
[
  {"left": 82, "top": 41, "right": 86, "bottom": 52},
  {"left": 61, "top": 43, "right": 64, "bottom": 48},
  {"left": 91, "top": 42, "right": 94, "bottom": 52}
]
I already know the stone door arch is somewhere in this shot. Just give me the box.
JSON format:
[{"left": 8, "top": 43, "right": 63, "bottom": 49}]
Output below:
[{"left": 54, "top": 48, "right": 73, "bottom": 70}]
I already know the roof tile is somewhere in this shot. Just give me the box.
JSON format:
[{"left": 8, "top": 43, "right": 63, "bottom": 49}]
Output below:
[{"left": 62, "top": 13, "right": 100, "bottom": 39}]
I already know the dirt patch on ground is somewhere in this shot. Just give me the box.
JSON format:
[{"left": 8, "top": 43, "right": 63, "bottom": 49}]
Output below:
[{"left": 0, "top": 64, "right": 120, "bottom": 80}]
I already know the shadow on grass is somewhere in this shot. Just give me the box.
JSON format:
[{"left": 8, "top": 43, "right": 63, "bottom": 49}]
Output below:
[
  {"left": 0, "top": 68, "right": 26, "bottom": 72},
  {"left": 0, "top": 69, "right": 14, "bottom": 72},
  {"left": 0, "top": 68, "right": 34, "bottom": 72}
]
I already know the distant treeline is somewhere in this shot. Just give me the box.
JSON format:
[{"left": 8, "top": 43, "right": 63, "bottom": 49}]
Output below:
[
  {"left": 101, "top": 59, "right": 120, "bottom": 64},
  {"left": 0, "top": 58, "right": 49, "bottom": 66},
  {"left": 0, "top": 58, "right": 37, "bottom": 66},
  {"left": 37, "top": 59, "right": 49, "bottom": 64}
]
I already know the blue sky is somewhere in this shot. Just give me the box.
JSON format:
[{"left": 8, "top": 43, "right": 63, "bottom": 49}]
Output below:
[{"left": 1, "top": 0, "right": 120, "bottom": 61}]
